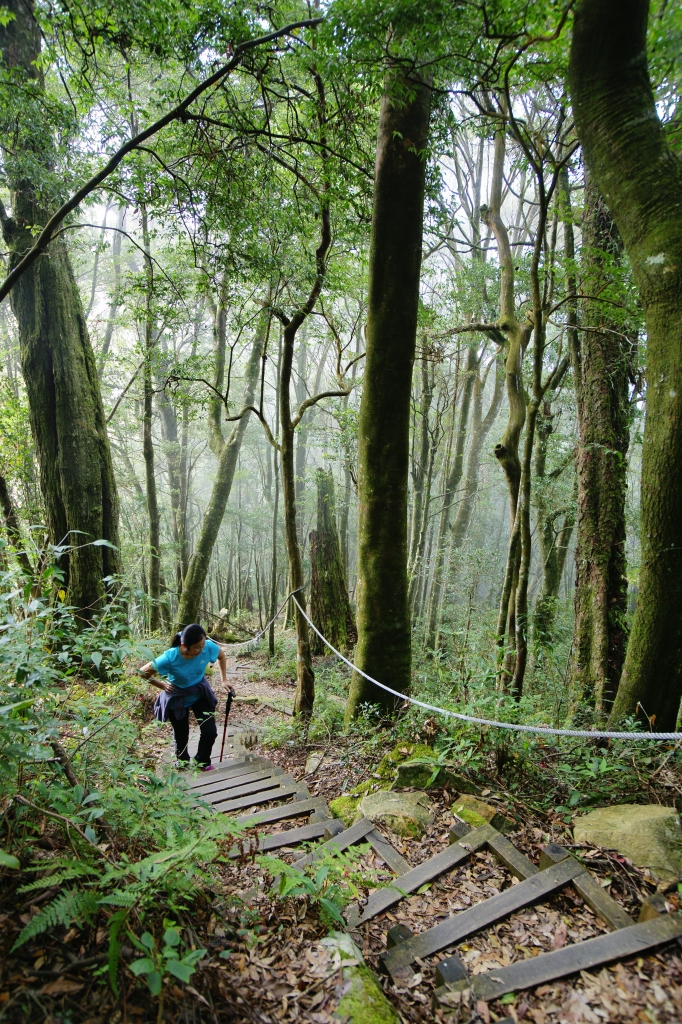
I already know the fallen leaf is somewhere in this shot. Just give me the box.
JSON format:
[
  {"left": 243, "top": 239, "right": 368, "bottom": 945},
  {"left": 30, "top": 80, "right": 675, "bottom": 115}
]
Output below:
[
  {"left": 552, "top": 922, "right": 568, "bottom": 950},
  {"left": 40, "top": 978, "right": 83, "bottom": 996}
]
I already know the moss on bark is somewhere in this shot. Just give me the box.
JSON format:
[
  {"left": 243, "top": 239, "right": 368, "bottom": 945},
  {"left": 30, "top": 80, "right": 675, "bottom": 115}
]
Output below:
[
  {"left": 345, "top": 69, "right": 432, "bottom": 722},
  {"left": 570, "top": 0, "right": 682, "bottom": 728}
]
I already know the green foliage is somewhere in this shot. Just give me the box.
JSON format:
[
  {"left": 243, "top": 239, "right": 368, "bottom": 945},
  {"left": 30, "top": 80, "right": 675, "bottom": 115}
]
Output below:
[
  {"left": 12, "top": 889, "right": 99, "bottom": 950},
  {"left": 128, "top": 923, "right": 206, "bottom": 997},
  {"left": 260, "top": 844, "right": 379, "bottom": 929}
]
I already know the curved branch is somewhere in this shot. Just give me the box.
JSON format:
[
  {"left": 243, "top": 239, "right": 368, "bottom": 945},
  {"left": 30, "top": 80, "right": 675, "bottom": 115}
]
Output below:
[
  {"left": 0, "top": 17, "right": 324, "bottom": 303},
  {"left": 291, "top": 387, "right": 352, "bottom": 430},
  {"left": 226, "top": 404, "right": 281, "bottom": 451}
]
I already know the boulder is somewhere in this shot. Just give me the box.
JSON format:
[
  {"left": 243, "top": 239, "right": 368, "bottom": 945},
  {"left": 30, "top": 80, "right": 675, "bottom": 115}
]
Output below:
[
  {"left": 320, "top": 933, "right": 400, "bottom": 1024},
  {"left": 356, "top": 789, "right": 434, "bottom": 838},
  {"left": 451, "top": 793, "right": 514, "bottom": 834},
  {"left": 394, "top": 761, "right": 481, "bottom": 794},
  {"left": 573, "top": 804, "right": 682, "bottom": 881}
]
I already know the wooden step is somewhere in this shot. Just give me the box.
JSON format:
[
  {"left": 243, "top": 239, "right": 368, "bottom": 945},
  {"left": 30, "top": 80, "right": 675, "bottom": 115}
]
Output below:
[
  {"left": 236, "top": 797, "right": 331, "bottom": 827},
  {"left": 458, "top": 913, "right": 682, "bottom": 1003},
  {"left": 213, "top": 781, "right": 309, "bottom": 815},
  {"left": 351, "top": 823, "right": 496, "bottom": 926},
  {"left": 381, "top": 855, "right": 586, "bottom": 982},
  {"left": 227, "top": 818, "right": 345, "bottom": 858},
  {"left": 197, "top": 773, "right": 292, "bottom": 806},
  {"left": 293, "top": 817, "right": 377, "bottom": 867},
  {"left": 190, "top": 763, "right": 277, "bottom": 793}
]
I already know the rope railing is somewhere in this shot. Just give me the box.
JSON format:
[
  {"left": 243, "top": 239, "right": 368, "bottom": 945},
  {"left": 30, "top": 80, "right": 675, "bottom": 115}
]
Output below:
[
  {"left": 292, "top": 596, "right": 682, "bottom": 743},
  {"left": 211, "top": 588, "right": 303, "bottom": 650}
]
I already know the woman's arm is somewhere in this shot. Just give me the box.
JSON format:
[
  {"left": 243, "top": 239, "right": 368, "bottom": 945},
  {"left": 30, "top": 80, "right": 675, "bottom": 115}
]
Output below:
[
  {"left": 138, "top": 662, "right": 174, "bottom": 693},
  {"left": 217, "top": 649, "right": 229, "bottom": 688}
]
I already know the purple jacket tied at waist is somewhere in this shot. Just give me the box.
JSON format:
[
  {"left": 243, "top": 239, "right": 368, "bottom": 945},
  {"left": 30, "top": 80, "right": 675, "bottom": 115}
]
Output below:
[{"left": 153, "top": 676, "right": 218, "bottom": 722}]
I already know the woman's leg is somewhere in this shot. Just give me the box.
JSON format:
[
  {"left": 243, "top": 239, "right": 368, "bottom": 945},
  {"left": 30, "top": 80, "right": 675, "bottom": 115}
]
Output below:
[
  {"left": 168, "top": 707, "right": 191, "bottom": 763},
  {"left": 192, "top": 696, "right": 218, "bottom": 767}
]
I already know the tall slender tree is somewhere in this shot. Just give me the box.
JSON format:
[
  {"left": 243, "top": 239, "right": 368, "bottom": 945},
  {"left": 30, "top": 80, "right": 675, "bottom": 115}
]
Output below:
[
  {"left": 570, "top": 0, "right": 682, "bottom": 729},
  {"left": 346, "top": 69, "right": 432, "bottom": 722},
  {"left": 0, "top": 0, "right": 121, "bottom": 617}
]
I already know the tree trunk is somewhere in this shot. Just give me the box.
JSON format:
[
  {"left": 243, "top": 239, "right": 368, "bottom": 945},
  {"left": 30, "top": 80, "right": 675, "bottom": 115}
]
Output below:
[
  {"left": 309, "top": 469, "right": 356, "bottom": 654},
  {"left": 97, "top": 205, "right": 125, "bottom": 380},
  {"left": 570, "top": 0, "right": 682, "bottom": 728},
  {"left": 408, "top": 352, "right": 434, "bottom": 580},
  {"left": 209, "top": 274, "right": 228, "bottom": 457},
  {"left": 0, "top": 472, "right": 33, "bottom": 576},
  {"left": 482, "top": 126, "right": 533, "bottom": 684},
  {"left": 568, "top": 177, "right": 632, "bottom": 712},
  {"left": 345, "top": 68, "right": 432, "bottom": 722},
  {"left": 0, "top": 0, "right": 121, "bottom": 618},
  {"left": 140, "top": 206, "right": 161, "bottom": 632},
  {"left": 532, "top": 401, "right": 575, "bottom": 644},
  {"left": 269, "top": 330, "right": 282, "bottom": 658},
  {"left": 175, "top": 314, "right": 266, "bottom": 629},
  {"left": 425, "top": 344, "right": 477, "bottom": 647}
]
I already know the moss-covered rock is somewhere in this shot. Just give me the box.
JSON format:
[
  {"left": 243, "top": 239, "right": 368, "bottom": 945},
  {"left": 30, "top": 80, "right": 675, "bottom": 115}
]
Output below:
[
  {"left": 375, "top": 742, "right": 436, "bottom": 783},
  {"left": 321, "top": 932, "right": 400, "bottom": 1024},
  {"left": 357, "top": 789, "right": 434, "bottom": 838},
  {"left": 451, "top": 793, "right": 514, "bottom": 833},
  {"left": 329, "top": 794, "right": 362, "bottom": 827}
]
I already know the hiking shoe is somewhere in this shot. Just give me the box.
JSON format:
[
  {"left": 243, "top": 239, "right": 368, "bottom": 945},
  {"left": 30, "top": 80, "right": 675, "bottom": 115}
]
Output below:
[{"left": 202, "top": 764, "right": 216, "bottom": 772}]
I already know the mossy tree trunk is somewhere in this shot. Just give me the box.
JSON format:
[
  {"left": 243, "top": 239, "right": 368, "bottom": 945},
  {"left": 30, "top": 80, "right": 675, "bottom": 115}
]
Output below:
[
  {"left": 0, "top": 472, "right": 33, "bottom": 576},
  {"left": 569, "top": 178, "right": 632, "bottom": 711},
  {"left": 345, "top": 69, "right": 432, "bottom": 722},
  {"left": 309, "top": 469, "right": 356, "bottom": 654},
  {"left": 0, "top": 0, "right": 121, "bottom": 619},
  {"left": 570, "top": 0, "right": 682, "bottom": 729}
]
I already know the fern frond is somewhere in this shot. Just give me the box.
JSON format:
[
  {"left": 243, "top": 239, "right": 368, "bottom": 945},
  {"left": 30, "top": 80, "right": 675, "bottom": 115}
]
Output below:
[
  {"left": 98, "top": 891, "right": 137, "bottom": 907},
  {"left": 12, "top": 889, "right": 98, "bottom": 950},
  {"left": 18, "top": 864, "right": 99, "bottom": 893}
]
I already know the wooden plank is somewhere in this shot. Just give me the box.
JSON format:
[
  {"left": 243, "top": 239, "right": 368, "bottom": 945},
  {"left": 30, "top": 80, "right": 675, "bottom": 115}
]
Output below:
[
  {"left": 212, "top": 782, "right": 307, "bottom": 814},
  {"left": 352, "top": 823, "right": 496, "bottom": 926},
  {"left": 191, "top": 767, "right": 281, "bottom": 795},
  {"left": 540, "top": 843, "right": 633, "bottom": 930},
  {"left": 381, "top": 856, "right": 586, "bottom": 981},
  {"left": 367, "top": 830, "right": 411, "bottom": 875},
  {"left": 468, "top": 912, "right": 682, "bottom": 1002},
  {"left": 197, "top": 774, "right": 294, "bottom": 806},
  {"left": 387, "top": 924, "right": 414, "bottom": 948},
  {"left": 323, "top": 820, "right": 347, "bottom": 840},
  {"left": 187, "top": 759, "right": 269, "bottom": 788},
  {"left": 235, "top": 797, "right": 329, "bottom": 827},
  {"left": 488, "top": 832, "right": 538, "bottom": 880},
  {"left": 293, "top": 817, "right": 377, "bottom": 868},
  {"left": 226, "top": 820, "right": 343, "bottom": 858}
]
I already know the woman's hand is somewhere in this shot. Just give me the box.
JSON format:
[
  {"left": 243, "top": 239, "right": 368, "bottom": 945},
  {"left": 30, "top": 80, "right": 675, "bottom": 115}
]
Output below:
[{"left": 156, "top": 678, "right": 175, "bottom": 693}]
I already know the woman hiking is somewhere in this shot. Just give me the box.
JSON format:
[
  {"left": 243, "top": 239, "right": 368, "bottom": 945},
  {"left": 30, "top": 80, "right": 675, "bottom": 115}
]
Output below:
[{"left": 139, "top": 623, "right": 229, "bottom": 771}]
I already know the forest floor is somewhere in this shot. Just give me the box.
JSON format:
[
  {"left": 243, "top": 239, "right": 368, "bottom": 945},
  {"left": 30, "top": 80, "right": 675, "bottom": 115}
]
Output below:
[{"left": 2, "top": 650, "right": 682, "bottom": 1023}]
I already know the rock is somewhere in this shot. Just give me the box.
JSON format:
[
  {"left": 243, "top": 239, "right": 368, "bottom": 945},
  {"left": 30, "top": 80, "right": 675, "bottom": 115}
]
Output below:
[
  {"left": 573, "top": 804, "right": 682, "bottom": 881},
  {"left": 321, "top": 932, "right": 400, "bottom": 1024},
  {"left": 394, "top": 761, "right": 481, "bottom": 794},
  {"left": 305, "top": 751, "right": 324, "bottom": 774},
  {"left": 356, "top": 789, "right": 434, "bottom": 838},
  {"left": 451, "top": 794, "right": 514, "bottom": 834}
]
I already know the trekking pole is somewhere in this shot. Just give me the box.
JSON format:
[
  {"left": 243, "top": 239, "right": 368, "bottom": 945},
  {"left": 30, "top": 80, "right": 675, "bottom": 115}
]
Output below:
[{"left": 219, "top": 686, "right": 236, "bottom": 763}]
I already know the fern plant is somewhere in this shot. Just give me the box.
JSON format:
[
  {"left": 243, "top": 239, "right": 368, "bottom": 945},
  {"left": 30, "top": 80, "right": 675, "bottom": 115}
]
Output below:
[{"left": 12, "top": 889, "right": 98, "bottom": 949}]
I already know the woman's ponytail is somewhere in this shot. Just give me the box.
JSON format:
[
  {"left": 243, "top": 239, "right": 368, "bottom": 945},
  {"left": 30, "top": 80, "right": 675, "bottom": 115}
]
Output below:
[{"left": 171, "top": 632, "right": 183, "bottom": 648}]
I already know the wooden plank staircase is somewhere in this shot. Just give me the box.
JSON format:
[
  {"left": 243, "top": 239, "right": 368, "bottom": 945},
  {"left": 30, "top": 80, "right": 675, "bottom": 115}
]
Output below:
[{"left": 187, "top": 736, "right": 682, "bottom": 1008}]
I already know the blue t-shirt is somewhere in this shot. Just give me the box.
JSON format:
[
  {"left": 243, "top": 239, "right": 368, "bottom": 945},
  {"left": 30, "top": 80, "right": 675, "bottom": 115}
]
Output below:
[{"left": 153, "top": 639, "right": 221, "bottom": 707}]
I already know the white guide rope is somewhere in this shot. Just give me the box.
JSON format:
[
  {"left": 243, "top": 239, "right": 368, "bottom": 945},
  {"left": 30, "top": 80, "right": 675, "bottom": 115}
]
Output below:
[
  {"left": 212, "top": 588, "right": 303, "bottom": 650},
  {"left": 292, "top": 596, "right": 682, "bottom": 743}
]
